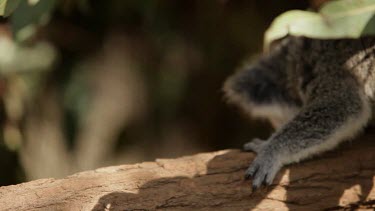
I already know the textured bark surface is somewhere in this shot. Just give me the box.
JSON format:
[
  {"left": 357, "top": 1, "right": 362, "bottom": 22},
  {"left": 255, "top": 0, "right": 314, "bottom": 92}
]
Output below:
[{"left": 1, "top": 134, "right": 375, "bottom": 211}]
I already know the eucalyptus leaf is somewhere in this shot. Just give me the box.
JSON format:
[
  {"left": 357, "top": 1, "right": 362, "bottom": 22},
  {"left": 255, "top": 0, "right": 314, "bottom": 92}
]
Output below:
[
  {"left": 264, "top": 0, "right": 375, "bottom": 49},
  {"left": 0, "top": 0, "right": 21, "bottom": 17},
  {"left": 11, "top": 0, "right": 57, "bottom": 42}
]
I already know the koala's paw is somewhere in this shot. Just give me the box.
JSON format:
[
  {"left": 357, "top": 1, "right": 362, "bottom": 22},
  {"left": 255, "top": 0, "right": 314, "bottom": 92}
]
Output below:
[
  {"left": 244, "top": 150, "right": 281, "bottom": 190},
  {"left": 243, "top": 138, "right": 267, "bottom": 153}
]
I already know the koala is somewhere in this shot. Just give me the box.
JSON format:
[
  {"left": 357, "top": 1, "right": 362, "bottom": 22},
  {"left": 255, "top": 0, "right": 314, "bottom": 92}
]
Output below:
[{"left": 223, "top": 36, "right": 375, "bottom": 189}]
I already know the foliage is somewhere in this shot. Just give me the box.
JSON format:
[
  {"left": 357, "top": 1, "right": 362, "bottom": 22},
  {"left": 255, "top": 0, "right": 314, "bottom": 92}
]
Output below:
[
  {"left": 0, "top": 0, "right": 21, "bottom": 17},
  {"left": 265, "top": 0, "right": 375, "bottom": 49},
  {"left": 11, "top": 0, "right": 57, "bottom": 42},
  {"left": 1, "top": 0, "right": 56, "bottom": 41}
]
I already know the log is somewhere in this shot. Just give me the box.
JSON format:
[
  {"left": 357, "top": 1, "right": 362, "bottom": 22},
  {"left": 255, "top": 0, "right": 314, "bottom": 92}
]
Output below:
[{"left": 1, "top": 134, "right": 375, "bottom": 211}]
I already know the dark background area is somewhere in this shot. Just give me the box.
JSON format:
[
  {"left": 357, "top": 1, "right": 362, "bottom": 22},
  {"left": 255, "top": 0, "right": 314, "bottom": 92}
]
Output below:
[{"left": 0, "top": 0, "right": 308, "bottom": 186}]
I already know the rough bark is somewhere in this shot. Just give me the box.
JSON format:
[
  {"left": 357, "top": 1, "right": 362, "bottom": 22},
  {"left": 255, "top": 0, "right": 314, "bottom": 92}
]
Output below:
[{"left": 1, "top": 134, "right": 375, "bottom": 211}]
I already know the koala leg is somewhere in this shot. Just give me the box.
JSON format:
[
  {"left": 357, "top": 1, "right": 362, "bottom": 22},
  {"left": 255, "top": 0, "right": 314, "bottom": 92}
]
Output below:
[{"left": 244, "top": 76, "right": 372, "bottom": 189}]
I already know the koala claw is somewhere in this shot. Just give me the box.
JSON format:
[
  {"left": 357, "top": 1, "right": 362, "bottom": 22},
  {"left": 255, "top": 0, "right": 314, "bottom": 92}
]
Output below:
[
  {"left": 243, "top": 138, "right": 267, "bottom": 153},
  {"left": 244, "top": 151, "right": 281, "bottom": 189}
]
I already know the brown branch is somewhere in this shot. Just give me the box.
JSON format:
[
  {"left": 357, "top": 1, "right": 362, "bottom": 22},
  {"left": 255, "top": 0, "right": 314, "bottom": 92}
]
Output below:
[{"left": 1, "top": 134, "right": 375, "bottom": 211}]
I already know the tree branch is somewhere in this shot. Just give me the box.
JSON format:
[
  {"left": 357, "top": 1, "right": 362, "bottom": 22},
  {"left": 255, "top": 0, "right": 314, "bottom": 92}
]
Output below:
[{"left": 1, "top": 133, "right": 375, "bottom": 211}]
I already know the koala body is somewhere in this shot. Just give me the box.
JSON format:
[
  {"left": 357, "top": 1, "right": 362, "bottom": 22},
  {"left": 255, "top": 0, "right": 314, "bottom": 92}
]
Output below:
[{"left": 224, "top": 36, "right": 375, "bottom": 189}]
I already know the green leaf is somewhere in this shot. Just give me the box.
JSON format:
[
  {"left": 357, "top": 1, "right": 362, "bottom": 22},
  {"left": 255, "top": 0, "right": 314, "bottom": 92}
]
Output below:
[
  {"left": 0, "top": 0, "right": 21, "bottom": 17},
  {"left": 11, "top": 0, "right": 57, "bottom": 42},
  {"left": 264, "top": 0, "right": 375, "bottom": 49}
]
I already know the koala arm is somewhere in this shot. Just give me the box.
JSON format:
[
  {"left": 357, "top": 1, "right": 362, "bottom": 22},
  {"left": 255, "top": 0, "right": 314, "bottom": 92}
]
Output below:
[{"left": 245, "top": 74, "right": 372, "bottom": 189}]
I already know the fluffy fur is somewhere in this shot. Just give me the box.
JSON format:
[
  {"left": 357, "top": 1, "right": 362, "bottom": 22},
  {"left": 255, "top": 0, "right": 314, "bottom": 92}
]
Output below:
[{"left": 223, "top": 36, "right": 375, "bottom": 189}]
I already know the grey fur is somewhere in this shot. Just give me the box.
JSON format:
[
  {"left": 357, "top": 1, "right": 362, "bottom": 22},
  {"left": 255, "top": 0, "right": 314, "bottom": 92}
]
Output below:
[{"left": 223, "top": 36, "right": 375, "bottom": 189}]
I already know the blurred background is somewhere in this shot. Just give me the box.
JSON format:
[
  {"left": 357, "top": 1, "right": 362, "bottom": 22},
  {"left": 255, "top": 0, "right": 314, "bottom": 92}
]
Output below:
[{"left": 0, "top": 0, "right": 310, "bottom": 186}]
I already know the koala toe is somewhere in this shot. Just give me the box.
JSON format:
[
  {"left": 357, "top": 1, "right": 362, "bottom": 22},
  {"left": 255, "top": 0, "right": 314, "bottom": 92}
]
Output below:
[{"left": 244, "top": 151, "right": 281, "bottom": 190}]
